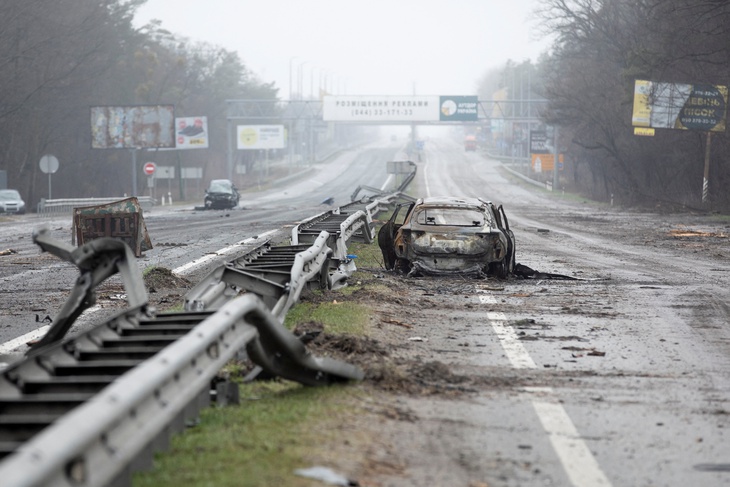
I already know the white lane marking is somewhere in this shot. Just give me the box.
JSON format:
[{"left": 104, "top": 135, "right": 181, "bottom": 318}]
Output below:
[
  {"left": 486, "top": 311, "right": 537, "bottom": 369},
  {"left": 532, "top": 400, "right": 613, "bottom": 487},
  {"left": 484, "top": 310, "right": 613, "bottom": 486},
  {"left": 173, "top": 230, "right": 277, "bottom": 275},
  {"left": 0, "top": 326, "right": 50, "bottom": 354}
]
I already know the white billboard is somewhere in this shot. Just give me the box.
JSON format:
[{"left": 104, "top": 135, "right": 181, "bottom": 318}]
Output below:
[
  {"left": 175, "top": 116, "right": 209, "bottom": 149},
  {"left": 237, "top": 125, "right": 286, "bottom": 149},
  {"left": 91, "top": 105, "right": 175, "bottom": 149},
  {"left": 323, "top": 95, "right": 440, "bottom": 122}
]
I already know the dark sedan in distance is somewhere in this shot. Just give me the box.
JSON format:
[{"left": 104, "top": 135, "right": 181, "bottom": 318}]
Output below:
[{"left": 204, "top": 179, "right": 240, "bottom": 210}]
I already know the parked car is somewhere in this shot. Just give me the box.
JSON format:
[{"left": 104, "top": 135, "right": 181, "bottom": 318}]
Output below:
[
  {"left": 378, "top": 196, "right": 515, "bottom": 278},
  {"left": 0, "top": 189, "right": 26, "bottom": 214},
  {"left": 204, "top": 179, "right": 239, "bottom": 209}
]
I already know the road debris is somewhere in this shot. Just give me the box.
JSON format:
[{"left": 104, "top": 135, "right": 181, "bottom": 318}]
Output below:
[
  {"left": 381, "top": 318, "right": 413, "bottom": 328},
  {"left": 294, "top": 466, "right": 356, "bottom": 486}
]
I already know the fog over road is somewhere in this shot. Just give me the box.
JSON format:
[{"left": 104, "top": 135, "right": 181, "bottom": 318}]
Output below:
[{"left": 0, "top": 135, "right": 728, "bottom": 486}]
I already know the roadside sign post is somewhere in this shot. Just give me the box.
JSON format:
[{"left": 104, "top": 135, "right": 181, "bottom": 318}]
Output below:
[
  {"left": 143, "top": 162, "right": 156, "bottom": 199},
  {"left": 39, "top": 155, "right": 59, "bottom": 199}
]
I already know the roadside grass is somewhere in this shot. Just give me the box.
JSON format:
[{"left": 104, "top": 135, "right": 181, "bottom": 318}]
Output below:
[
  {"left": 133, "top": 237, "right": 386, "bottom": 487},
  {"left": 133, "top": 381, "right": 367, "bottom": 487}
]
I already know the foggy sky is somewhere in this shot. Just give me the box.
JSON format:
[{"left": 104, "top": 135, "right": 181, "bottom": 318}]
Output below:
[{"left": 134, "top": 0, "right": 549, "bottom": 98}]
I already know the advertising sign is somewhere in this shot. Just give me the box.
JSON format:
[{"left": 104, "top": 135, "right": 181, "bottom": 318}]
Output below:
[
  {"left": 176, "top": 116, "right": 209, "bottom": 149},
  {"left": 439, "top": 96, "right": 478, "bottom": 122},
  {"left": 529, "top": 130, "right": 549, "bottom": 154},
  {"left": 632, "top": 80, "right": 727, "bottom": 132},
  {"left": 91, "top": 105, "right": 175, "bottom": 148},
  {"left": 323, "top": 95, "right": 440, "bottom": 122},
  {"left": 237, "top": 125, "right": 285, "bottom": 150}
]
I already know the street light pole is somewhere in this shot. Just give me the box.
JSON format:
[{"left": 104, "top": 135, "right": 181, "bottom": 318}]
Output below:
[
  {"left": 288, "top": 56, "right": 298, "bottom": 100},
  {"left": 297, "top": 61, "right": 309, "bottom": 100}
]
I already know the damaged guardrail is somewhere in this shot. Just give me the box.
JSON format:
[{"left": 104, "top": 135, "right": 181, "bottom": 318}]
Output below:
[
  {"left": 350, "top": 160, "right": 416, "bottom": 203},
  {"left": 27, "top": 227, "right": 148, "bottom": 354},
  {"left": 0, "top": 230, "right": 363, "bottom": 487},
  {"left": 0, "top": 295, "right": 363, "bottom": 487},
  {"left": 292, "top": 210, "right": 374, "bottom": 288},
  {"left": 184, "top": 231, "right": 333, "bottom": 319}
]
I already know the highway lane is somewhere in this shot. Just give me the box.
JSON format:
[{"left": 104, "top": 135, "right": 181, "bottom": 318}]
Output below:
[
  {"left": 394, "top": 136, "right": 730, "bottom": 486},
  {"left": 0, "top": 140, "right": 400, "bottom": 353}
]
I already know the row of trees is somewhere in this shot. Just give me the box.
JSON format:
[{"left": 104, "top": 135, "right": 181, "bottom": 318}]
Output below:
[
  {"left": 481, "top": 0, "right": 730, "bottom": 209},
  {"left": 0, "top": 0, "right": 277, "bottom": 206}
]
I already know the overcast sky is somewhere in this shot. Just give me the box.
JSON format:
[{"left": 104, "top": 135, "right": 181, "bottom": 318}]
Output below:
[{"left": 134, "top": 0, "right": 550, "bottom": 99}]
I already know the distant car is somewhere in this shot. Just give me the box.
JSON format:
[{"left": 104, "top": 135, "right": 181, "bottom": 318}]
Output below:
[
  {"left": 204, "top": 179, "right": 239, "bottom": 209},
  {"left": 0, "top": 189, "right": 26, "bottom": 214},
  {"left": 378, "top": 196, "right": 515, "bottom": 278}
]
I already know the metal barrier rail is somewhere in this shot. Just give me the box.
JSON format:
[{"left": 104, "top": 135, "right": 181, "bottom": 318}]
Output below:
[
  {"left": 292, "top": 210, "right": 375, "bottom": 289},
  {"left": 0, "top": 172, "right": 421, "bottom": 485},
  {"left": 37, "top": 196, "right": 156, "bottom": 215},
  {"left": 0, "top": 295, "right": 362, "bottom": 487},
  {"left": 184, "top": 231, "right": 332, "bottom": 318}
]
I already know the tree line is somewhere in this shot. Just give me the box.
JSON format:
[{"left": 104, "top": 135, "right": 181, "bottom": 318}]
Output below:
[
  {"left": 482, "top": 0, "right": 730, "bottom": 210},
  {"left": 0, "top": 0, "right": 277, "bottom": 207}
]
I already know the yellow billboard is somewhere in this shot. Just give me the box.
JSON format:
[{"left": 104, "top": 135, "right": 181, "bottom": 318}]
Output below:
[{"left": 632, "top": 80, "right": 727, "bottom": 132}]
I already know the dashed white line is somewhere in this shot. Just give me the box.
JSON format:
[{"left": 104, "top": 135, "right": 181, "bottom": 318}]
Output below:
[
  {"left": 484, "top": 307, "right": 613, "bottom": 486},
  {"left": 486, "top": 310, "right": 537, "bottom": 369},
  {"left": 532, "top": 399, "right": 613, "bottom": 487}
]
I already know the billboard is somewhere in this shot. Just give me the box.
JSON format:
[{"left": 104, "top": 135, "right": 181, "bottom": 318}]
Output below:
[
  {"left": 323, "top": 95, "right": 440, "bottom": 122},
  {"left": 529, "top": 130, "right": 549, "bottom": 154},
  {"left": 632, "top": 80, "right": 727, "bottom": 132},
  {"left": 237, "top": 125, "right": 285, "bottom": 150},
  {"left": 439, "top": 96, "right": 478, "bottom": 121},
  {"left": 175, "top": 116, "right": 209, "bottom": 149},
  {"left": 91, "top": 105, "right": 175, "bottom": 149}
]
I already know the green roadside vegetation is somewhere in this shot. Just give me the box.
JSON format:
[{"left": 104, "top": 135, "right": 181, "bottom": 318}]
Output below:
[{"left": 133, "top": 240, "right": 385, "bottom": 487}]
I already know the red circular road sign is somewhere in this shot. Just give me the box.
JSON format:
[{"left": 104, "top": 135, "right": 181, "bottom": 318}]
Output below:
[{"left": 143, "top": 162, "right": 156, "bottom": 176}]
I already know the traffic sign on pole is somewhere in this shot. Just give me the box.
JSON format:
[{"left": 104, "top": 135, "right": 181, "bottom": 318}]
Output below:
[{"left": 143, "top": 162, "right": 156, "bottom": 176}]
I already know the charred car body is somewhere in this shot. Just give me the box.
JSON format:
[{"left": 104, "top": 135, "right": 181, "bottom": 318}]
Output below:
[
  {"left": 204, "top": 179, "right": 240, "bottom": 210},
  {"left": 378, "top": 196, "right": 515, "bottom": 278}
]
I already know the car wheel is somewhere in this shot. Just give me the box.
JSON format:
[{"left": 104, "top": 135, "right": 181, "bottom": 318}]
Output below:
[{"left": 488, "top": 260, "right": 508, "bottom": 279}]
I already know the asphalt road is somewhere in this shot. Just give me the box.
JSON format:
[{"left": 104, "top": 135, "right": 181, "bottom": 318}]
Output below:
[
  {"left": 0, "top": 135, "right": 728, "bottom": 486},
  {"left": 371, "top": 136, "right": 730, "bottom": 486},
  {"left": 0, "top": 140, "right": 400, "bottom": 353}
]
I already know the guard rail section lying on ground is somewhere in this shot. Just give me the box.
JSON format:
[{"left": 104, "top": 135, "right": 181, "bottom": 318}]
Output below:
[{"left": 0, "top": 190, "right": 412, "bottom": 486}]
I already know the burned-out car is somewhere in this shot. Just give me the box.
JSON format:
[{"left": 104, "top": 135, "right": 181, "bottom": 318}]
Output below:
[
  {"left": 378, "top": 196, "right": 515, "bottom": 278},
  {"left": 204, "top": 179, "right": 240, "bottom": 210}
]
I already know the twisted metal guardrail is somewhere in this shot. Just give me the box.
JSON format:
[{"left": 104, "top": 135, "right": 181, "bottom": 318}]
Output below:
[
  {"left": 0, "top": 294, "right": 362, "bottom": 487},
  {"left": 184, "top": 231, "right": 333, "bottom": 318},
  {"left": 0, "top": 183, "right": 416, "bottom": 485}
]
